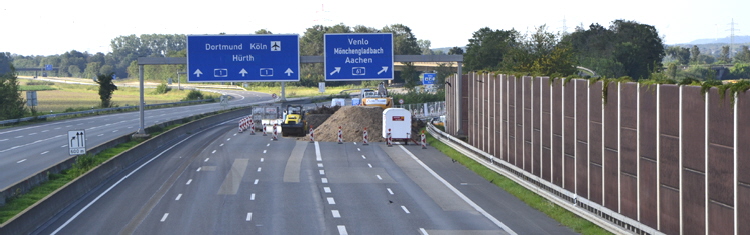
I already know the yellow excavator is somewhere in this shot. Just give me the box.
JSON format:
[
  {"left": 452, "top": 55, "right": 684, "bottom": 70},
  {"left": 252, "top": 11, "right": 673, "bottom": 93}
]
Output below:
[
  {"left": 360, "top": 82, "right": 393, "bottom": 109},
  {"left": 280, "top": 105, "right": 308, "bottom": 137}
]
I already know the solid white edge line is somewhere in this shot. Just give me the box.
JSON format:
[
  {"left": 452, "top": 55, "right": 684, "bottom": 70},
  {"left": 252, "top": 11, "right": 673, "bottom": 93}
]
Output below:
[
  {"left": 315, "top": 141, "right": 322, "bottom": 161},
  {"left": 52, "top": 130, "right": 202, "bottom": 234},
  {"left": 398, "top": 145, "right": 518, "bottom": 235}
]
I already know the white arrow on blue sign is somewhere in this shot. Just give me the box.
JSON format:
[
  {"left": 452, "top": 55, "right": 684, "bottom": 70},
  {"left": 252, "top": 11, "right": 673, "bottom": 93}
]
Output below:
[
  {"left": 422, "top": 73, "right": 436, "bottom": 85},
  {"left": 187, "top": 34, "right": 300, "bottom": 82},
  {"left": 324, "top": 33, "right": 393, "bottom": 81}
]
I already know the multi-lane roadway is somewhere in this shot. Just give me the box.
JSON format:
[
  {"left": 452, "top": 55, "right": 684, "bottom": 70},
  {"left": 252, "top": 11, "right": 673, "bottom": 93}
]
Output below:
[
  {"left": 33, "top": 121, "right": 576, "bottom": 234},
  {"left": 0, "top": 89, "right": 272, "bottom": 189}
]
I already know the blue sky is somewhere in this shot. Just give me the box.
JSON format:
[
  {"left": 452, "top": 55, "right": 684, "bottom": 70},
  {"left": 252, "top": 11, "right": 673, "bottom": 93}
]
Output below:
[{"left": 1, "top": 0, "right": 747, "bottom": 56}]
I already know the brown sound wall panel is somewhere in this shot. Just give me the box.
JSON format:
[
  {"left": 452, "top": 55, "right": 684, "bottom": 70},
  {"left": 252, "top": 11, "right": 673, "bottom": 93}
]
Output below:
[
  {"left": 639, "top": 158, "right": 658, "bottom": 228},
  {"left": 659, "top": 85, "right": 680, "bottom": 137},
  {"left": 553, "top": 135, "right": 563, "bottom": 186},
  {"left": 590, "top": 163, "right": 603, "bottom": 204},
  {"left": 683, "top": 169, "right": 706, "bottom": 234},
  {"left": 621, "top": 129, "right": 638, "bottom": 175},
  {"left": 709, "top": 145, "right": 734, "bottom": 206},
  {"left": 502, "top": 78, "right": 509, "bottom": 161},
  {"left": 525, "top": 110, "right": 532, "bottom": 172},
  {"left": 620, "top": 83, "right": 638, "bottom": 129},
  {"left": 660, "top": 186, "right": 681, "bottom": 235},
  {"left": 564, "top": 117, "right": 575, "bottom": 156},
  {"left": 709, "top": 202, "right": 734, "bottom": 235},
  {"left": 660, "top": 136, "right": 680, "bottom": 189},
  {"left": 494, "top": 76, "right": 501, "bottom": 159},
  {"left": 739, "top": 185, "right": 750, "bottom": 234},
  {"left": 508, "top": 77, "right": 516, "bottom": 165},
  {"left": 620, "top": 174, "right": 638, "bottom": 219},
  {"left": 532, "top": 77, "right": 541, "bottom": 177},
  {"left": 542, "top": 83, "right": 551, "bottom": 181},
  {"left": 590, "top": 124, "right": 603, "bottom": 165},
  {"left": 739, "top": 92, "right": 750, "bottom": 184},
  {"left": 708, "top": 88, "right": 735, "bottom": 207},
  {"left": 604, "top": 149, "right": 618, "bottom": 210},
  {"left": 640, "top": 85, "right": 657, "bottom": 160},
  {"left": 461, "top": 76, "right": 469, "bottom": 136},
  {"left": 516, "top": 78, "right": 524, "bottom": 169},
  {"left": 708, "top": 88, "right": 735, "bottom": 148},
  {"left": 682, "top": 86, "right": 705, "bottom": 171},
  {"left": 552, "top": 80, "right": 563, "bottom": 186},
  {"left": 603, "top": 82, "right": 618, "bottom": 150},
  {"left": 590, "top": 82, "right": 603, "bottom": 123},
  {"left": 564, "top": 154, "right": 575, "bottom": 191},
  {"left": 576, "top": 141, "right": 588, "bottom": 197}
]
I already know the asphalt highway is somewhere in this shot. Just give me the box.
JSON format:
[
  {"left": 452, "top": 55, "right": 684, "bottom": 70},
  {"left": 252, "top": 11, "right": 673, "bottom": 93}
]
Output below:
[
  {"left": 34, "top": 121, "right": 577, "bottom": 235},
  {"left": 0, "top": 89, "right": 273, "bottom": 189}
]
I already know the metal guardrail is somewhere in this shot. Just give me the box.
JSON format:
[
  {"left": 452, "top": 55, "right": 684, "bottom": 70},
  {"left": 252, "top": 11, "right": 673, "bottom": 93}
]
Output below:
[
  {"left": 0, "top": 98, "right": 217, "bottom": 126},
  {"left": 425, "top": 123, "right": 662, "bottom": 235}
]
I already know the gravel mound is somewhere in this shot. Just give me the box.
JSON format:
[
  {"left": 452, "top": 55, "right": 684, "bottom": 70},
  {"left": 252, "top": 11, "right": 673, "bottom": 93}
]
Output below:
[{"left": 302, "top": 106, "right": 386, "bottom": 142}]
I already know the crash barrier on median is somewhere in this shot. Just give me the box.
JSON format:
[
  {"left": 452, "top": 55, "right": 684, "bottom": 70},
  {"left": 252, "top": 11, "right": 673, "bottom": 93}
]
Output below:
[
  {"left": 425, "top": 123, "right": 660, "bottom": 235},
  {"left": 0, "top": 98, "right": 218, "bottom": 126},
  {"left": 0, "top": 106, "right": 254, "bottom": 235}
]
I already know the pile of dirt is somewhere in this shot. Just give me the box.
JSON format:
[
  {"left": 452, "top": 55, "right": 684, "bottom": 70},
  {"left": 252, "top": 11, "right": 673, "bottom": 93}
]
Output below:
[
  {"left": 305, "top": 114, "right": 332, "bottom": 129},
  {"left": 299, "top": 106, "right": 386, "bottom": 142}
]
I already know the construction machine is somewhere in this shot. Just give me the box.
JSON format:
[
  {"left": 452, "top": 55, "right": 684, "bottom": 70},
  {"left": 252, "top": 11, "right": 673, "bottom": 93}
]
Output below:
[
  {"left": 280, "top": 104, "right": 308, "bottom": 137},
  {"left": 360, "top": 82, "right": 393, "bottom": 109}
]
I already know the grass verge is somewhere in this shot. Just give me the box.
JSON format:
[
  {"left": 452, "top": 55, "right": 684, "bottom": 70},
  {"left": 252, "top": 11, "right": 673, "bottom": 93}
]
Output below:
[
  {"left": 0, "top": 124, "right": 178, "bottom": 224},
  {"left": 424, "top": 129, "right": 612, "bottom": 235}
]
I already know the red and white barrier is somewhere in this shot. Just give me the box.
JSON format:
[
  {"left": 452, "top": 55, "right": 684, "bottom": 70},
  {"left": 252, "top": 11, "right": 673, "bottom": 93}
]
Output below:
[
  {"left": 262, "top": 123, "right": 268, "bottom": 136},
  {"left": 272, "top": 124, "right": 278, "bottom": 141},
  {"left": 387, "top": 128, "right": 392, "bottom": 147},
  {"left": 421, "top": 130, "right": 427, "bottom": 149},
  {"left": 249, "top": 119, "right": 255, "bottom": 135},
  {"left": 337, "top": 126, "right": 343, "bottom": 144},
  {"left": 362, "top": 127, "right": 369, "bottom": 145},
  {"left": 309, "top": 126, "right": 314, "bottom": 143}
]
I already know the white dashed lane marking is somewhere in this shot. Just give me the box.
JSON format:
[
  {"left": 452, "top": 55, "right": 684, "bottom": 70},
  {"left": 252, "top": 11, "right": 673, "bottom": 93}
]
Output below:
[
  {"left": 41, "top": 151, "right": 49, "bottom": 155},
  {"left": 324, "top": 187, "right": 331, "bottom": 193},
  {"left": 387, "top": 188, "right": 394, "bottom": 195},
  {"left": 175, "top": 194, "right": 182, "bottom": 200},
  {"left": 332, "top": 210, "right": 341, "bottom": 218},
  {"left": 17, "top": 159, "right": 26, "bottom": 163},
  {"left": 246, "top": 213, "right": 253, "bottom": 221},
  {"left": 186, "top": 179, "right": 192, "bottom": 185},
  {"left": 160, "top": 213, "right": 169, "bottom": 222},
  {"left": 401, "top": 206, "right": 411, "bottom": 214},
  {"left": 327, "top": 197, "right": 336, "bottom": 205}
]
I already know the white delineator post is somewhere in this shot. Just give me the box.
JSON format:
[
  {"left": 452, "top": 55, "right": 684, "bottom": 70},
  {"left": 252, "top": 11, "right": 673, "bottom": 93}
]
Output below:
[
  {"left": 337, "top": 126, "right": 343, "bottom": 144},
  {"left": 309, "top": 126, "right": 314, "bottom": 143},
  {"left": 272, "top": 124, "right": 278, "bottom": 141},
  {"left": 421, "top": 130, "right": 427, "bottom": 149},
  {"left": 387, "top": 128, "right": 393, "bottom": 147},
  {"left": 363, "top": 127, "right": 369, "bottom": 145}
]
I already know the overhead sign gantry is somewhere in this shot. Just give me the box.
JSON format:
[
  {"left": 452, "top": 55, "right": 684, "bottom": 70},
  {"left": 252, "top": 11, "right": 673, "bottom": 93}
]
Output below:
[
  {"left": 324, "top": 33, "right": 393, "bottom": 81},
  {"left": 187, "top": 34, "right": 300, "bottom": 82}
]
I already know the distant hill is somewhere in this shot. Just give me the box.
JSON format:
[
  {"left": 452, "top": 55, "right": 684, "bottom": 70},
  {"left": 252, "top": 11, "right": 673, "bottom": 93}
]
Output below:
[{"left": 685, "top": 36, "right": 750, "bottom": 45}]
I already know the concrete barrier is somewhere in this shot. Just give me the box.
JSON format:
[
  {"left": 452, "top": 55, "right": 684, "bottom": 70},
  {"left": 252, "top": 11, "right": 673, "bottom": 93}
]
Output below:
[{"left": 0, "top": 107, "right": 252, "bottom": 234}]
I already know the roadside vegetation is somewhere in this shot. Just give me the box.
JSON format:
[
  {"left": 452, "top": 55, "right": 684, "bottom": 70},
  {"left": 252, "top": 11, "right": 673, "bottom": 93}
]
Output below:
[{"left": 424, "top": 128, "right": 612, "bottom": 235}]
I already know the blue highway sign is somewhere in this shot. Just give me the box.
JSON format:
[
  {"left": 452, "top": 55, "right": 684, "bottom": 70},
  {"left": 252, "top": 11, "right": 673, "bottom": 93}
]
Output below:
[
  {"left": 187, "top": 35, "right": 299, "bottom": 82},
  {"left": 324, "top": 33, "right": 393, "bottom": 81},
  {"left": 422, "top": 73, "right": 436, "bottom": 85}
]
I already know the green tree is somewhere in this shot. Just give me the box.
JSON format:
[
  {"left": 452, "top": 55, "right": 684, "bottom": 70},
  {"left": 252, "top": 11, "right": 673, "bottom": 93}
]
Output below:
[
  {"left": 0, "top": 52, "right": 27, "bottom": 119},
  {"left": 730, "top": 63, "right": 750, "bottom": 79},
  {"left": 691, "top": 45, "right": 700, "bottom": 64},
  {"left": 735, "top": 46, "right": 750, "bottom": 63},
  {"left": 719, "top": 45, "right": 731, "bottom": 63},
  {"left": 448, "top": 46, "right": 464, "bottom": 55},
  {"left": 254, "top": 29, "right": 273, "bottom": 34},
  {"left": 464, "top": 27, "right": 519, "bottom": 71},
  {"left": 418, "top": 39, "right": 433, "bottom": 55},
  {"left": 68, "top": 65, "right": 81, "bottom": 78},
  {"left": 95, "top": 73, "right": 118, "bottom": 108},
  {"left": 83, "top": 62, "right": 101, "bottom": 80}
]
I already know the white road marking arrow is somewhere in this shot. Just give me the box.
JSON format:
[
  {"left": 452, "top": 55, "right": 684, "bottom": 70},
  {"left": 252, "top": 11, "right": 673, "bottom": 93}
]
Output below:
[
  {"left": 194, "top": 69, "right": 203, "bottom": 77},
  {"left": 330, "top": 67, "right": 341, "bottom": 75},
  {"left": 284, "top": 68, "right": 293, "bottom": 76},
  {"left": 377, "top": 66, "right": 389, "bottom": 75},
  {"left": 239, "top": 68, "right": 248, "bottom": 77}
]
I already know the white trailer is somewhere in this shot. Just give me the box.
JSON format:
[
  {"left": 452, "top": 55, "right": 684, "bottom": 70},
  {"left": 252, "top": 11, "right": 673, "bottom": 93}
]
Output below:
[{"left": 383, "top": 108, "right": 412, "bottom": 143}]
